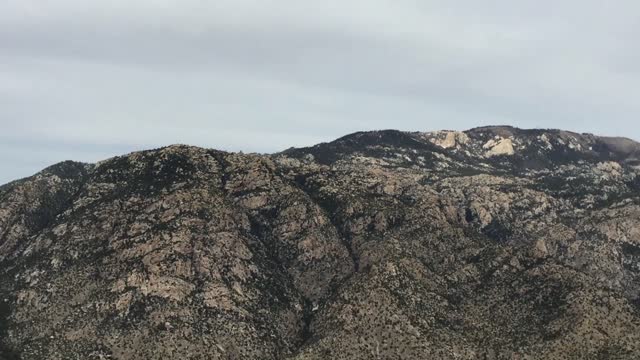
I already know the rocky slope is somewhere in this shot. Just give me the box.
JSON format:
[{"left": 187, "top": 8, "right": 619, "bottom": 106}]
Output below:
[{"left": 1, "top": 126, "right": 640, "bottom": 359}]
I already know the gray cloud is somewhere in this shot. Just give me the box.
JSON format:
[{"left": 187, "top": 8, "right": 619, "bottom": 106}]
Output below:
[{"left": 1, "top": 0, "right": 640, "bottom": 184}]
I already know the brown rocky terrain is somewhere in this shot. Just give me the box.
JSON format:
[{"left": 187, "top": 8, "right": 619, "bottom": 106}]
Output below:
[{"left": 1, "top": 126, "right": 640, "bottom": 359}]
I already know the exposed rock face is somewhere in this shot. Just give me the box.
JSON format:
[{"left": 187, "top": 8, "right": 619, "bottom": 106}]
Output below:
[
  {"left": 1, "top": 126, "right": 640, "bottom": 359},
  {"left": 427, "top": 130, "right": 470, "bottom": 150},
  {"left": 483, "top": 138, "right": 515, "bottom": 157}
]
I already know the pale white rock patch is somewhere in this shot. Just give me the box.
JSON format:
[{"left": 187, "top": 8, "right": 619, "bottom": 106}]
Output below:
[
  {"left": 427, "top": 131, "right": 470, "bottom": 149},
  {"left": 483, "top": 137, "right": 515, "bottom": 157}
]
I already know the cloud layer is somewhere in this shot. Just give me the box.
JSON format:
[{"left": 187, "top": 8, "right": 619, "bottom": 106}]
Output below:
[{"left": 1, "top": 0, "right": 639, "bottom": 183}]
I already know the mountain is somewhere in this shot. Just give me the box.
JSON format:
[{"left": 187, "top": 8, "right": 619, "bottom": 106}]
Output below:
[{"left": 1, "top": 126, "right": 640, "bottom": 359}]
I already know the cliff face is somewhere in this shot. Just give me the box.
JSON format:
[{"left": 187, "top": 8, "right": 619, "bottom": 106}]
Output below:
[{"left": 1, "top": 126, "right": 640, "bottom": 359}]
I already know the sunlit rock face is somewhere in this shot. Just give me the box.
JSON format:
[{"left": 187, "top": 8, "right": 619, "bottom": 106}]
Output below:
[{"left": 2, "top": 126, "right": 640, "bottom": 359}]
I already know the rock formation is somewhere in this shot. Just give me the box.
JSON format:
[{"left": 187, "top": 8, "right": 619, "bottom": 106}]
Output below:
[{"left": 1, "top": 126, "right": 640, "bottom": 359}]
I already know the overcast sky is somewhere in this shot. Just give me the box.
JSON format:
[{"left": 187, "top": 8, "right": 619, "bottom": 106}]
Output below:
[{"left": 1, "top": 1, "right": 639, "bottom": 184}]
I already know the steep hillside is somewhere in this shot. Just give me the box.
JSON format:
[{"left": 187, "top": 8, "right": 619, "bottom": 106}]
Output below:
[{"left": 1, "top": 127, "right": 640, "bottom": 359}]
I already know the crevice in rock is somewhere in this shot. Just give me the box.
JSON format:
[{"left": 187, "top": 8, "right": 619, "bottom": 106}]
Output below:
[
  {"left": 209, "top": 150, "right": 232, "bottom": 192},
  {"left": 299, "top": 297, "right": 314, "bottom": 345},
  {"left": 344, "top": 236, "right": 360, "bottom": 273},
  {"left": 0, "top": 288, "right": 21, "bottom": 359},
  {"left": 287, "top": 173, "right": 360, "bottom": 273},
  {"left": 244, "top": 210, "right": 318, "bottom": 354}
]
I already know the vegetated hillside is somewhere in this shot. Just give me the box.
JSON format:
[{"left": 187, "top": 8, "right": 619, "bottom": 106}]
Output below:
[{"left": 1, "top": 126, "right": 640, "bottom": 359}]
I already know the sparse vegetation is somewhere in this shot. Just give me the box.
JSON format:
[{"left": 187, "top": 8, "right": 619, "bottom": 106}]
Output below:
[{"left": 1, "top": 127, "right": 640, "bottom": 359}]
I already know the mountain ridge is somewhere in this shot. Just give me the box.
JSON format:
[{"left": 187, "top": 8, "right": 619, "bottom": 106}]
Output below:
[
  {"left": 1, "top": 126, "right": 640, "bottom": 359},
  {"left": 5, "top": 125, "right": 639, "bottom": 188}
]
